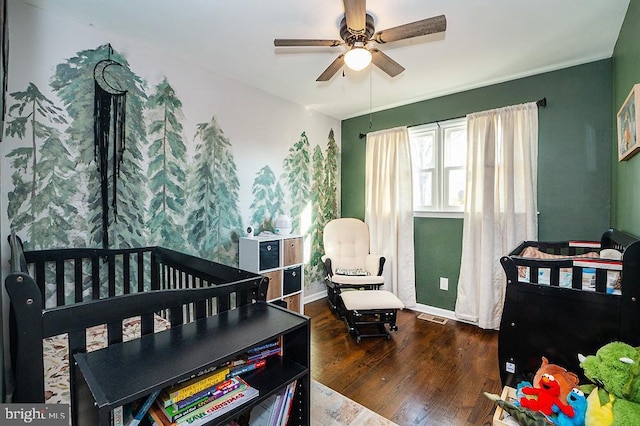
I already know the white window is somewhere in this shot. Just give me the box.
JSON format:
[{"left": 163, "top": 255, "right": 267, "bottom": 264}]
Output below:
[{"left": 409, "top": 118, "right": 467, "bottom": 216}]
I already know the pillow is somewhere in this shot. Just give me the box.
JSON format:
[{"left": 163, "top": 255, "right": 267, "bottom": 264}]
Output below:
[
  {"left": 335, "top": 268, "right": 370, "bottom": 276},
  {"left": 600, "top": 248, "right": 623, "bottom": 260}
]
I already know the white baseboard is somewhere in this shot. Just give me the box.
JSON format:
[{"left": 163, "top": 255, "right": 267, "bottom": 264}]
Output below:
[{"left": 304, "top": 290, "right": 327, "bottom": 305}]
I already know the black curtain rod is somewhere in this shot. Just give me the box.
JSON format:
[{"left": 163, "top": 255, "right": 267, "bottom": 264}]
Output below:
[{"left": 359, "top": 97, "right": 547, "bottom": 139}]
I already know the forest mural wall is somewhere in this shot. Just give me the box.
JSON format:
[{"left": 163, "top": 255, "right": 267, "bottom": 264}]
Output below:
[{"left": 1, "top": 2, "right": 341, "bottom": 301}]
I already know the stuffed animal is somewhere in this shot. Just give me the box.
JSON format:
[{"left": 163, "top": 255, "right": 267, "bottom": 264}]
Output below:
[
  {"left": 534, "top": 357, "right": 580, "bottom": 405},
  {"left": 579, "top": 341, "right": 640, "bottom": 425},
  {"left": 520, "top": 374, "right": 575, "bottom": 417},
  {"left": 552, "top": 387, "right": 587, "bottom": 426},
  {"left": 484, "top": 392, "right": 554, "bottom": 426}
]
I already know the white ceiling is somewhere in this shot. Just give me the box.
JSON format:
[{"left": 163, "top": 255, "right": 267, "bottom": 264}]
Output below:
[{"left": 19, "top": 0, "right": 630, "bottom": 120}]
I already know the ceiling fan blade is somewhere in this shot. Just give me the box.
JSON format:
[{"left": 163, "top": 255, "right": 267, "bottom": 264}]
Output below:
[
  {"left": 372, "top": 15, "right": 447, "bottom": 44},
  {"left": 343, "top": 0, "right": 367, "bottom": 32},
  {"left": 274, "top": 39, "right": 343, "bottom": 47},
  {"left": 370, "top": 49, "right": 405, "bottom": 77},
  {"left": 316, "top": 54, "right": 345, "bottom": 82}
]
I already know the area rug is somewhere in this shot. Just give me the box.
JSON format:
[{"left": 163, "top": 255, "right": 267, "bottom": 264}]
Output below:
[{"left": 311, "top": 380, "right": 398, "bottom": 426}]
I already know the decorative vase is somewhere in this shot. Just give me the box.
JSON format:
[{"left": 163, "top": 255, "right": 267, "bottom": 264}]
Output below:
[{"left": 274, "top": 215, "right": 292, "bottom": 235}]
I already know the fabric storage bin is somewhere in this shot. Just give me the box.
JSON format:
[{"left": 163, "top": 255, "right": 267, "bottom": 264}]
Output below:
[
  {"left": 259, "top": 240, "right": 279, "bottom": 270},
  {"left": 283, "top": 266, "right": 302, "bottom": 295}
]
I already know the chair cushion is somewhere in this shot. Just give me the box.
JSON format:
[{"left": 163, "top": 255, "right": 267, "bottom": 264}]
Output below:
[
  {"left": 340, "top": 290, "right": 405, "bottom": 311},
  {"left": 323, "top": 218, "right": 371, "bottom": 271},
  {"left": 331, "top": 274, "right": 384, "bottom": 285},
  {"left": 335, "top": 268, "right": 370, "bottom": 276}
]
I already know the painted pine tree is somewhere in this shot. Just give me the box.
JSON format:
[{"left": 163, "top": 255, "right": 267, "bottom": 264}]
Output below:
[
  {"left": 249, "top": 165, "right": 285, "bottom": 234},
  {"left": 323, "top": 128, "right": 339, "bottom": 222},
  {"left": 4, "top": 82, "right": 76, "bottom": 249},
  {"left": 185, "top": 115, "right": 243, "bottom": 265},
  {"left": 50, "top": 44, "right": 148, "bottom": 249},
  {"left": 306, "top": 145, "right": 326, "bottom": 285},
  {"left": 282, "top": 132, "right": 311, "bottom": 234},
  {"left": 146, "top": 78, "right": 188, "bottom": 251}
]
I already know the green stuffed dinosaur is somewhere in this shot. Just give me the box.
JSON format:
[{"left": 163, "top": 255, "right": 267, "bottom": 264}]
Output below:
[{"left": 579, "top": 341, "right": 640, "bottom": 426}]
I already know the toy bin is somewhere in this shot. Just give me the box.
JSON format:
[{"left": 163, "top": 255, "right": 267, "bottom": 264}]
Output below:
[{"left": 492, "top": 386, "right": 519, "bottom": 426}]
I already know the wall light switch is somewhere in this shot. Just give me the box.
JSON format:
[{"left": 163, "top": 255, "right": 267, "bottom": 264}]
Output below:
[{"left": 439, "top": 277, "right": 448, "bottom": 291}]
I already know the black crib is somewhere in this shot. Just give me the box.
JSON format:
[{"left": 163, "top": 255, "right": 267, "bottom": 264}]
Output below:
[
  {"left": 4, "top": 233, "right": 269, "bottom": 425},
  {"left": 498, "top": 228, "right": 640, "bottom": 387}
]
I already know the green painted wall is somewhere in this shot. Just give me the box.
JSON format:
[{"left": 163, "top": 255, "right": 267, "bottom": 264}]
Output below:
[
  {"left": 342, "top": 60, "right": 612, "bottom": 310},
  {"left": 612, "top": 0, "right": 640, "bottom": 237},
  {"left": 414, "top": 218, "right": 463, "bottom": 309}
]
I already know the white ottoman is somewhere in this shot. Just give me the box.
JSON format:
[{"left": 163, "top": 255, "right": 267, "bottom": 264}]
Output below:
[{"left": 339, "top": 290, "right": 404, "bottom": 342}]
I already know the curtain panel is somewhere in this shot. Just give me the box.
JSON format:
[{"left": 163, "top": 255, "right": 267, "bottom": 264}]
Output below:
[
  {"left": 455, "top": 102, "right": 538, "bottom": 329},
  {"left": 365, "top": 126, "right": 416, "bottom": 307}
]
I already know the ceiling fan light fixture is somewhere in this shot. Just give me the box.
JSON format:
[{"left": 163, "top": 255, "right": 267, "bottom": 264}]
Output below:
[{"left": 344, "top": 44, "right": 372, "bottom": 71}]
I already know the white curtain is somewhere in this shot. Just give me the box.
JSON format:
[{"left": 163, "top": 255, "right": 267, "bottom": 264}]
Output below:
[
  {"left": 455, "top": 102, "right": 538, "bottom": 329},
  {"left": 365, "top": 127, "right": 416, "bottom": 307}
]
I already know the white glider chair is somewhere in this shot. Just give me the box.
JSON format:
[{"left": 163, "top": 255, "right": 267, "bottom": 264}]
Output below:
[{"left": 322, "top": 218, "right": 404, "bottom": 341}]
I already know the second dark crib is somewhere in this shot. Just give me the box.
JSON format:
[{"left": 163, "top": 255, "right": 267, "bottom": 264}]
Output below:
[{"left": 498, "top": 228, "right": 640, "bottom": 387}]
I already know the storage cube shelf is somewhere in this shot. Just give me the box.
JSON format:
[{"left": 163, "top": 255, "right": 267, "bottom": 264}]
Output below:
[{"left": 240, "top": 235, "right": 304, "bottom": 313}]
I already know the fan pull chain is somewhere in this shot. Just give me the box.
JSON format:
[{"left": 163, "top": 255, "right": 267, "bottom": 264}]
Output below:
[{"left": 368, "top": 66, "right": 373, "bottom": 129}]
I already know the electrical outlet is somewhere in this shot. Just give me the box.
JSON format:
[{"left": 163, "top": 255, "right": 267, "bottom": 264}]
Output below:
[{"left": 439, "top": 277, "right": 448, "bottom": 291}]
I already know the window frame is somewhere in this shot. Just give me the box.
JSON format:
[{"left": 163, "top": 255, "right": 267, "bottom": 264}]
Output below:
[{"left": 409, "top": 117, "right": 467, "bottom": 218}]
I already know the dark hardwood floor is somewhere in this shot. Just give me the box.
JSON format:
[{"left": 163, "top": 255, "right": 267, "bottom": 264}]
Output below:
[{"left": 305, "top": 298, "right": 502, "bottom": 426}]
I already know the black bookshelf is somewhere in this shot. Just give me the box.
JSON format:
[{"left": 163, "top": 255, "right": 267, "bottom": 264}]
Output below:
[{"left": 73, "top": 302, "right": 310, "bottom": 425}]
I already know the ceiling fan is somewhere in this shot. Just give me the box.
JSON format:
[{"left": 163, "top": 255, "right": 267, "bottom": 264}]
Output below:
[{"left": 274, "top": 0, "right": 447, "bottom": 81}]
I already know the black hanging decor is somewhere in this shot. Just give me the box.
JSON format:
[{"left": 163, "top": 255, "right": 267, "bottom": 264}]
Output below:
[{"left": 93, "top": 44, "right": 127, "bottom": 248}]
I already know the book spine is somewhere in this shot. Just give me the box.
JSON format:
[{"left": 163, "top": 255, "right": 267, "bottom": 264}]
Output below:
[
  {"left": 170, "top": 368, "right": 230, "bottom": 402},
  {"left": 247, "top": 348, "right": 282, "bottom": 362},
  {"left": 247, "top": 341, "right": 280, "bottom": 354},
  {"left": 173, "top": 378, "right": 236, "bottom": 410},
  {"left": 277, "top": 381, "right": 296, "bottom": 426},
  {"left": 170, "top": 381, "right": 243, "bottom": 421},
  {"left": 180, "top": 386, "right": 259, "bottom": 426},
  {"left": 226, "top": 359, "right": 267, "bottom": 378},
  {"left": 148, "top": 404, "right": 175, "bottom": 426},
  {"left": 129, "top": 389, "right": 161, "bottom": 426},
  {"left": 268, "top": 392, "right": 284, "bottom": 426},
  {"left": 112, "top": 405, "right": 124, "bottom": 426}
]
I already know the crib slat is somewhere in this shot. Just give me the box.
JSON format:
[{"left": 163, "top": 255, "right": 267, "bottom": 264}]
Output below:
[
  {"left": 92, "top": 257, "right": 100, "bottom": 300},
  {"left": 169, "top": 306, "right": 183, "bottom": 326},
  {"left": 68, "top": 329, "right": 87, "bottom": 357},
  {"left": 172, "top": 267, "right": 178, "bottom": 289},
  {"left": 572, "top": 267, "right": 582, "bottom": 289},
  {"left": 107, "top": 321, "right": 123, "bottom": 345},
  {"left": 35, "top": 261, "right": 46, "bottom": 302},
  {"left": 194, "top": 300, "right": 207, "bottom": 320},
  {"left": 108, "top": 255, "right": 116, "bottom": 297},
  {"left": 238, "top": 288, "right": 252, "bottom": 306},
  {"left": 74, "top": 258, "right": 83, "bottom": 303},
  {"left": 550, "top": 268, "right": 560, "bottom": 287},
  {"left": 150, "top": 252, "right": 160, "bottom": 291},
  {"left": 123, "top": 254, "right": 131, "bottom": 295},
  {"left": 530, "top": 266, "right": 539, "bottom": 283},
  {"left": 596, "top": 269, "right": 607, "bottom": 293},
  {"left": 141, "top": 313, "right": 154, "bottom": 335},
  {"left": 217, "top": 293, "right": 231, "bottom": 313},
  {"left": 56, "top": 260, "right": 65, "bottom": 306},
  {"left": 138, "top": 252, "right": 145, "bottom": 292}
]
